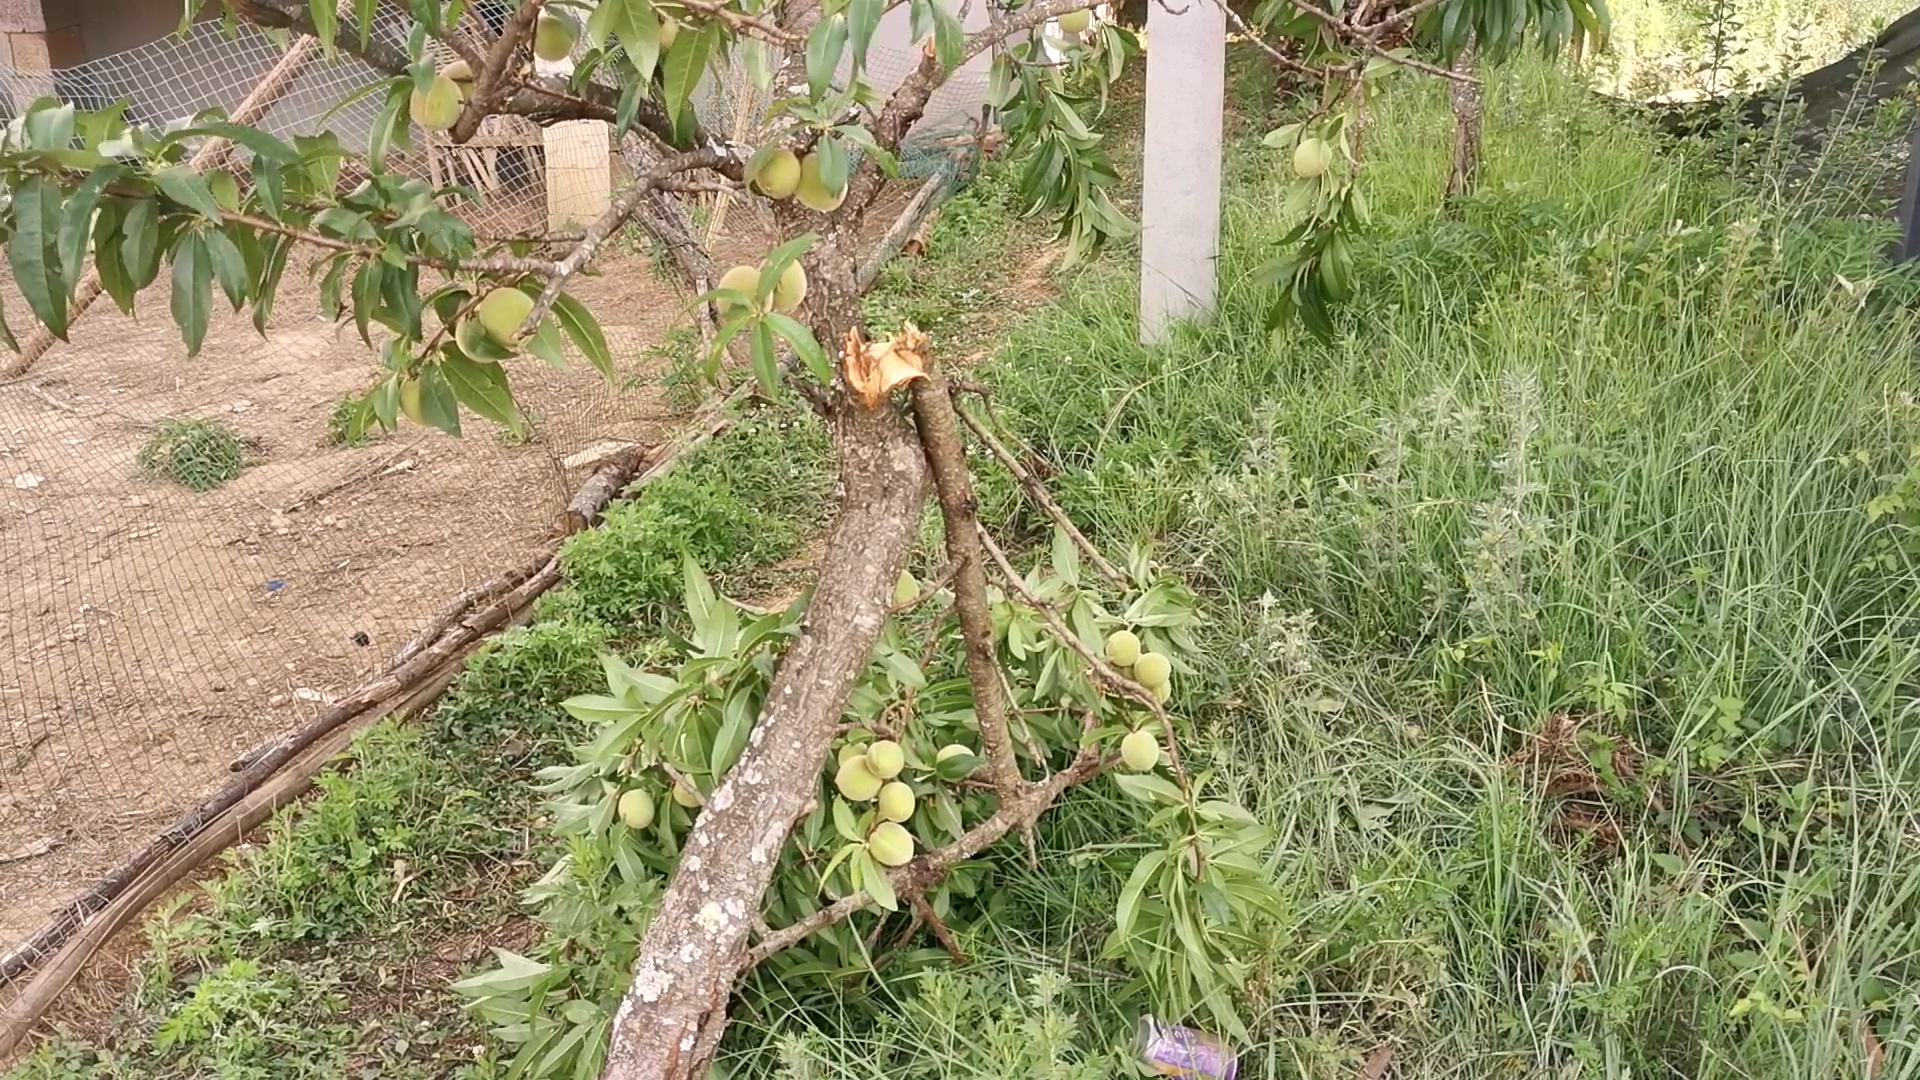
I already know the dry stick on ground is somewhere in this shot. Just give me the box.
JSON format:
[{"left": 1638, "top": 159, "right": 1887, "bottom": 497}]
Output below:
[
  {"left": 909, "top": 366, "right": 1022, "bottom": 797},
  {"left": 0, "top": 0, "right": 348, "bottom": 378},
  {"left": 855, "top": 174, "right": 951, "bottom": 289}
]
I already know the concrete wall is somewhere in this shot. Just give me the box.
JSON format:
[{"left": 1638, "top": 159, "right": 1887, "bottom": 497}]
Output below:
[
  {"left": 0, "top": 0, "right": 84, "bottom": 84},
  {"left": 77, "top": 0, "right": 220, "bottom": 62}
]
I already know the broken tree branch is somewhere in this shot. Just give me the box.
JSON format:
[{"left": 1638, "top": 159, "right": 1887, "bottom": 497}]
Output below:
[
  {"left": 598, "top": 401, "right": 931, "bottom": 1080},
  {"left": 910, "top": 365, "right": 1023, "bottom": 798},
  {"left": 954, "top": 400, "right": 1126, "bottom": 588}
]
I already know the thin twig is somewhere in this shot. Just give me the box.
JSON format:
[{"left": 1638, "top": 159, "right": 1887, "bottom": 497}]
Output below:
[
  {"left": 219, "top": 210, "right": 558, "bottom": 277},
  {"left": 910, "top": 893, "right": 967, "bottom": 962},
  {"left": 20, "top": 383, "right": 77, "bottom": 413},
  {"left": 1215, "top": 0, "right": 1331, "bottom": 79},
  {"left": 1284, "top": 0, "right": 1479, "bottom": 82},
  {"left": 657, "top": 760, "right": 709, "bottom": 807},
  {"left": 888, "top": 561, "right": 957, "bottom": 615},
  {"left": 670, "top": 0, "right": 799, "bottom": 42},
  {"left": 974, "top": 525, "right": 1191, "bottom": 789},
  {"left": 518, "top": 147, "right": 735, "bottom": 339},
  {"left": 953, "top": 399, "right": 1125, "bottom": 588}
]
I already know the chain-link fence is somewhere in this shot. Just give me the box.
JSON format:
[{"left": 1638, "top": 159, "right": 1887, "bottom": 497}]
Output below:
[{"left": 0, "top": 1, "right": 986, "bottom": 993}]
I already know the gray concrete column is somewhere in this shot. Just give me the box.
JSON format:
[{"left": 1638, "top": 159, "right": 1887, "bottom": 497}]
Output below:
[{"left": 1137, "top": 0, "right": 1224, "bottom": 345}]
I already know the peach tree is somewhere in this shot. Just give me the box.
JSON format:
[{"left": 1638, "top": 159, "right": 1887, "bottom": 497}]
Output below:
[{"left": 0, "top": 0, "right": 1603, "bottom": 1075}]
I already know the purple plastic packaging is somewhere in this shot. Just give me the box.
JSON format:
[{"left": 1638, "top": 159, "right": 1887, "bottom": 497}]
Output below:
[{"left": 1136, "top": 1014, "right": 1238, "bottom": 1080}]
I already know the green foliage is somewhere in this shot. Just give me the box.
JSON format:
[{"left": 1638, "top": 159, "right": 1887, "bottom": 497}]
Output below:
[
  {"left": 450, "top": 541, "right": 1257, "bottom": 1076},
  {"left": 558, "top": 407, "right": 829, "bottom": 626},
  {"left": 325, "top": 391, "right": 384, "bottom": 447},
  {"left": 968, "top": 61, "right": 1920, "bottom": 1076},
  {"left": 8, "top": 959, "right": 358, "bottom": 1080},
  {"left": 0, "top": 93, "right": 617, "bottom": 442},
  {"left": 429, "top": 617, "right": 622, "bottom": 762},
  {"left": 201, "top": 723, "right": 499, "bottom": 943},
  {"left": 136, "top": 416, "right": 249, "bottom": 491},
  {"left": 986, "top": 25, "right": 1141, "bottom": 264},
  {"left": 756, "top": 970, "right": 1123, "bottom": 1079}
]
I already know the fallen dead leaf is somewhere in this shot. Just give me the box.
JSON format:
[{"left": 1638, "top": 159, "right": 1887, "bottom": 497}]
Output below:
[{"left": 1359, "top": 1044, "right": 1393, "bottom": 1080}]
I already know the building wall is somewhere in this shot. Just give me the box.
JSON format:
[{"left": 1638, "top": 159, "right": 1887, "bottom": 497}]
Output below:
[
  {"left": 0, "top": 0, "right": 85, "bottom": 73},
  {"left": 77, "top": 0, "right": 219, "bottom": 62}
]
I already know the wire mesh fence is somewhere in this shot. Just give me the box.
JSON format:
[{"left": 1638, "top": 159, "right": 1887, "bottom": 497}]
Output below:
[{"left": 0, "top": 2, "right": 986, "bottom": 990}]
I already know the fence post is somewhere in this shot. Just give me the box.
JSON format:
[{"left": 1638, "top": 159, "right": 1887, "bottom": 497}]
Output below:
[{"left": 1136, "top": 0, "right": 1226, "bottom": 345}]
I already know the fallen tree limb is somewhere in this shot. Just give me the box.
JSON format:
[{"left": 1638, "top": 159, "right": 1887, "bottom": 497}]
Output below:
[
  {"left": 598, "top": 398, "right": 931, "bottom": 1080},
  {"left": 909, "top": 363, "right": 1021, "bottom": 797}
]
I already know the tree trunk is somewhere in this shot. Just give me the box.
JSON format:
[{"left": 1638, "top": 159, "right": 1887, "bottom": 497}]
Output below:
[
  {"left": 1445, "top": 45, "right": 1482, "bottom": 205},
  {"left": 599, "top": 241, "right": 931, "bottom": 1080}
]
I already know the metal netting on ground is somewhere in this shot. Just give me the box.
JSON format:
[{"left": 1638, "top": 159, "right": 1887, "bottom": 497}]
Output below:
[{"left": 0, "top": 2, "right": 986, "bottom": 985}]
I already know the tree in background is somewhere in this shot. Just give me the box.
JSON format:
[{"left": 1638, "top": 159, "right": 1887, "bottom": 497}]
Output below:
[{"left": 0, "top": 0, "right": 1598, "bottom": 1074}]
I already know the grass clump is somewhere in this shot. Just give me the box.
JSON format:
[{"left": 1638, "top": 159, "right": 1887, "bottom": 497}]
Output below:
[
  {"left": 136, "top": 417, "right": 249, "bottom": 491},
  {"left": 558, "top": 404, "right": 830, "bottom": 626},
  {"left": 324, "top": 392, "right": 383, "bottom": 447}
]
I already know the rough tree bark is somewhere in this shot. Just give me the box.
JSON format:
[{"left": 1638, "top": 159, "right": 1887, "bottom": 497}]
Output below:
[
  {"left": 909, "top": 367, "right": 1021, "bottom": 795},
  {"left": 598, "top": 408, "right": 928, "bottom": 1080},
  {"left": 597, "top": 230, "right": 931, "bottom": 1079},
  {"left": 1445, "top": 43, "right": 1481, "bottom": 204}
]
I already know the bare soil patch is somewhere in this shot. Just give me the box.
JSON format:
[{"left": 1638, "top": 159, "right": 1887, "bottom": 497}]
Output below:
[{"left": 0, "top": 238, "right": 750, "bottom": 957}]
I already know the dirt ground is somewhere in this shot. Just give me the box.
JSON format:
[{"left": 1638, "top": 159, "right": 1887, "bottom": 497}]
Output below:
[{"left": 0, "top": 219, "right": 767, "bottom": 960}]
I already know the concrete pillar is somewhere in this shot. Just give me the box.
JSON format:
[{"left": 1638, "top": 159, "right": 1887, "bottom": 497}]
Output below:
[
  {"left": 1, "top": 0, "right": 83, "bottom": 112},
  {"left": 1136, "top": 0, "right": 1224, "bottom": 345},
  {"left": 530, "top": 50, "right": 611, "bottom": 233},
  {"left": 544, "top": 119, "right": 612, "bottom": 233}
]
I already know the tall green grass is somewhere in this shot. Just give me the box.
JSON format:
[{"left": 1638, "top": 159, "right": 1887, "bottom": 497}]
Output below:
[{"left": 942, "top": 62, "right": 1920, "bottom": 1078}]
